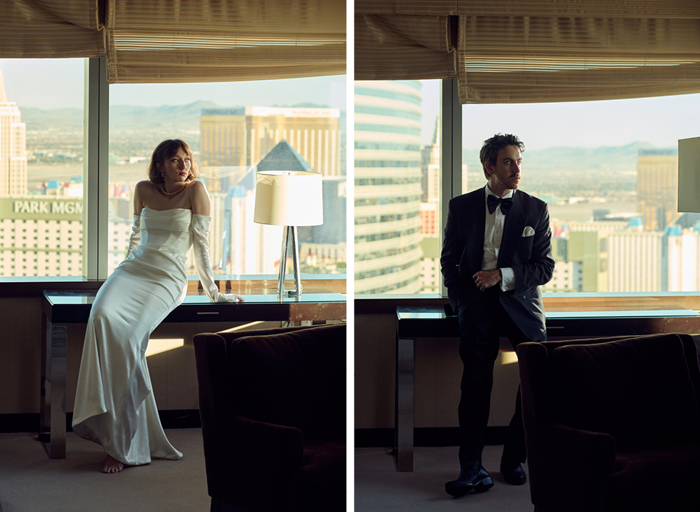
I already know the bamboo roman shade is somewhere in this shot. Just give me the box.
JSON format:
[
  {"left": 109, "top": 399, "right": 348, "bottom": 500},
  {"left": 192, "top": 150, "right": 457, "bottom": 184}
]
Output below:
[
  {"left": 0, "top": 0, "right": 105, "bottom": 58},
  {"left": 355, "top": 13, "right": 455, "bottom": 80},
  {"left": 0, "top": 0, "right": 345, "bottom": 83},
  {"left": 355, "top": 0, "right": 700, "bottom": 104},
  {"left": 106, "top": 0, "right": 346, "bottom": 83}
]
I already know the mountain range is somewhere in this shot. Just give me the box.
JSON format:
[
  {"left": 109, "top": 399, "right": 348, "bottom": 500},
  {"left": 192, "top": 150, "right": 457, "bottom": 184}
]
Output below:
[
  {"left": 463, "top": 141, "right": 673, "bottom": 178},
  {"left": 20, "top": 101, "right": 346, "bottom": 135},
  {"left": 20, "top": 104, "right": 669, "bottom": 176}
]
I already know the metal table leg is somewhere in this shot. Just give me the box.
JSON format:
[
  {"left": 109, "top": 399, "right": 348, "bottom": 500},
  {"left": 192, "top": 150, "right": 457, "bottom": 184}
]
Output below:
[
  {"left": 395, "top": 334, "right": 415, "bottom": 471},
  {"left": 40, "top": 315, "right": 67, "bottom": 459}
]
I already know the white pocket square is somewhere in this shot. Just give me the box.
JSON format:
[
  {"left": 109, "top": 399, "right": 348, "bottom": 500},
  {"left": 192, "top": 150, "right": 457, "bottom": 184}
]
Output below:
[{"left": 523, "top": 226, "right": 535, "bottom": 237}]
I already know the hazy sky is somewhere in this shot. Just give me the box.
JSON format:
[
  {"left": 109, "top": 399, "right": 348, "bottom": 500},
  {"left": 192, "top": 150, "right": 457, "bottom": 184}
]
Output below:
[
  {"left": 420, "top": 79, "right": 700, "bottom": 150},
  {"left": 0, "top": 59, "right": 347, "bottom": 110},
  {"left": 462, "top": 94, "right": 700, "bottom": 151},
  {"left": 2, "top": 59, "right": 699, "bottom": 151}
]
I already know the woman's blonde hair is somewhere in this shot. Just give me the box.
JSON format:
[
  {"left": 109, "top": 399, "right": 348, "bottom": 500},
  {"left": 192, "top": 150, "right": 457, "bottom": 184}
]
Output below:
[{"left": 147, "top": 139, "right": 199, "bottom": 184}]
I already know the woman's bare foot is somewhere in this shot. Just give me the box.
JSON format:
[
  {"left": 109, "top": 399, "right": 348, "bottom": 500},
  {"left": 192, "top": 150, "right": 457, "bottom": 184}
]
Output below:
[{"left": 102, "top": 455, "right": 124, "bottom": 474}]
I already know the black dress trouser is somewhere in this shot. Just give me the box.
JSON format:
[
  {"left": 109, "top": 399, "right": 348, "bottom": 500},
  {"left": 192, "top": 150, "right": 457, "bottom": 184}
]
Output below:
[{"left": 457, "top": 286, "right": 533, "bottom": 466}]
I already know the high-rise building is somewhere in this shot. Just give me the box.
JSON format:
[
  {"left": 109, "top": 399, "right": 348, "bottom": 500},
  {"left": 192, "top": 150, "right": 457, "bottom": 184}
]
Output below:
[
  {"left": 607, "top": 231, "right": 664, "bottom": 292},
  {"left": 553, "top": 219, "right": 699, "bottom": 293},
  {"left": 419, "top": 202, "right": 438, "bottom": 236},
  {"left": 0, "top": 71, "right": 28, "bottom": 196},
  {"left": 421, "top": 120, "right": 468, "bottom": 201},
  {"left": 0, "top": 197, "right": 84, "bottom": 276},
  {"left": 199, "top": 106, "right": 341, "bottom": 192},
  {"left": 545, "top": 260, "right": 583, "bottom": 292},
  {"left": 637, "top": 149, "right": 679, "bottom": 231},
  {"left": 421, "top": 120, "right": 440, "bottom": 203},
  {"left": 567, "top": 230, "right": 609, "bottom": 292},
  {"left": 419, "top": 202, "right": 440, "bottom": 293},
  {"left": 664, "top": 225, "right": 700, "bottom": 292},
  {"left": 419, "top": 238, "right": 440, "bottom": 293},
  {"left": 210, "top": 141, "right": 346, "bottom": 277},
  {"left": 354, "top": 81, "right": 423, "bottom": 294}
]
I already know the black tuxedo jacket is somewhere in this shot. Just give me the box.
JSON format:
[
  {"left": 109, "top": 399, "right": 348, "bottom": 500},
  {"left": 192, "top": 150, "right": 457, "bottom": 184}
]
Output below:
[{"left": 440, "top": 187, "right": 555, "bottom": 341}]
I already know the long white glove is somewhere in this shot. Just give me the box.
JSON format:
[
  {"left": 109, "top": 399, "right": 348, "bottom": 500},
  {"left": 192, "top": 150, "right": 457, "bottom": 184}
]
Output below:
[
  {"left": 126, "top": 214, "right": 141, "bottom": 258},
  {"left": 191, "top": 214, "right": 242, "bottom": 303}
]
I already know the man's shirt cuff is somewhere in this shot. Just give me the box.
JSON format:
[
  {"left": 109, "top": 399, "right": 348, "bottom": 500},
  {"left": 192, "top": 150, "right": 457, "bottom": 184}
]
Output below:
[{"left": 500, "top": 267, "right": 515, "bottom": 291}]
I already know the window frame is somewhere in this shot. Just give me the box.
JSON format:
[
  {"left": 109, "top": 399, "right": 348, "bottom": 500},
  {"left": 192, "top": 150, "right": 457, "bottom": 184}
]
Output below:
[
  {"left": 84, "top": 57, "right": 110, "bottom": 280},
  {"left": 440, "top": 78, "right": 461, "bottom": 298},
  {"left": 357, "top": 77, "right": 700, "bottom": 312},
  {"left": 0, "top": 57, "right": 347, "bottom": 294}
]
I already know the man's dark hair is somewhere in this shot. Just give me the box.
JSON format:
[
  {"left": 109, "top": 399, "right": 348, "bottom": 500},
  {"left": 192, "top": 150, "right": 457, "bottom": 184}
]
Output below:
[{"left": 479, "top": 134, "right": 525, "bottom": 180}]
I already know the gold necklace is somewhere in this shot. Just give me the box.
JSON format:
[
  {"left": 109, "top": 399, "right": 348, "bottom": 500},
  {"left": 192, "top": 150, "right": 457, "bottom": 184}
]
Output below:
[{"left": 159, "top": 183, "right": 186, "bottom": 198}]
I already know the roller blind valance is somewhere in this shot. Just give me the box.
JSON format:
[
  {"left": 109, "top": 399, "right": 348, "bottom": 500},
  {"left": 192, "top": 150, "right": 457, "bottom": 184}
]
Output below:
[
  {"left": 0, "top": 0, "right": 345, "bottom": 83},
  {"left": 355, "top": 0, "right": 700, "bottom": 104}
]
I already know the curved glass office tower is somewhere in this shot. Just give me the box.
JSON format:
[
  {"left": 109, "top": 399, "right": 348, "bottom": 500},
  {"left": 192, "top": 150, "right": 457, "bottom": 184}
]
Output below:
[{"left": 354, "top": 81, "right": 423, "bottom": 294}]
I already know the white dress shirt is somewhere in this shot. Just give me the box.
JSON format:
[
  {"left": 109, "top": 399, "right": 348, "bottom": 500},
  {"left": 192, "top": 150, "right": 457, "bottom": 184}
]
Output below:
[{"left": 483, "top": 186, "right": 515, "bottom": 292}]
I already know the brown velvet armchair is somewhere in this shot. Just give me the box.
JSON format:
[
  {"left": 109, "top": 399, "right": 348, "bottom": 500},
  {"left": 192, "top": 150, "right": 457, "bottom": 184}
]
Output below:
[
  {"left": 517, "top": 333, "right": 700, "bottom": 512},
  {"left": 194, "top": 323, "right": 346, "bottom": 512}
]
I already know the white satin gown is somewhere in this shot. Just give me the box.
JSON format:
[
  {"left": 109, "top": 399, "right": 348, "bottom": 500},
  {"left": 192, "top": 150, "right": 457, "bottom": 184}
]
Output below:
[{"left": 72, "top": 207, "right": 237, "bottom": 465}]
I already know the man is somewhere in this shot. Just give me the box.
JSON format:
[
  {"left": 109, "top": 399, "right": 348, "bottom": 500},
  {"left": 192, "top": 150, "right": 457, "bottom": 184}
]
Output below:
[{"left": 440, "top": 133, "right": 554, "bottom": 497}]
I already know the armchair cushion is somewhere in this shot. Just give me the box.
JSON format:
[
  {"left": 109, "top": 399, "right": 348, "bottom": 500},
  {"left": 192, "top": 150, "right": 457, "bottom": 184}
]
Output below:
[
  {"left": 601, "top": 445, "right": 700, "bottom": 512},
  {"left": 527, "top": 422, "right": 617, "bottom": 512},
  {"left": 229, "top": 325, "right": 346, "bottom": 441},
  {"left": 288, "top": 442, "right": 346, "bottom": 512},
  {"left": 550, "top": 334, "right": 700, "bottom": 451}
]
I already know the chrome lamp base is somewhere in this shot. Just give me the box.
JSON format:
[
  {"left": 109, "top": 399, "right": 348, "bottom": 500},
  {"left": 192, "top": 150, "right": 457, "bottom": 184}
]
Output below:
[{"left": 277, "top": 225, "right": 302, "bottom": 298}]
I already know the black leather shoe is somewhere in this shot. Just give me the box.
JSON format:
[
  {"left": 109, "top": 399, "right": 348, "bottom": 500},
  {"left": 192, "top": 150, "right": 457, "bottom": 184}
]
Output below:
[
  {"left": 500, "top": 462, "right": 527, "bottom": 485},
  {"left": 445, "top": 462, "right": 494, "bottom": 497}
]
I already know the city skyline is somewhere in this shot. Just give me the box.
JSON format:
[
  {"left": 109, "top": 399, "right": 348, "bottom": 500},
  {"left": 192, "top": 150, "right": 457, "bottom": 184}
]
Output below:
[
  {"left": 351, "top": 79, "right": 700, "bottom": 295},
  {"left": 0, "top": 65, "right": 347, "bottom": 279},
  {"left": 5, "top": 62, "right": 700, "bottom": 292}
]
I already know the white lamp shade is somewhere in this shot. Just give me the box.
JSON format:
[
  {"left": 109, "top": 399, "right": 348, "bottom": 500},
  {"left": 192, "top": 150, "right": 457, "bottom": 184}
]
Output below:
[{"left": 254, "top": 171, "right": 324, "bottom": 226}]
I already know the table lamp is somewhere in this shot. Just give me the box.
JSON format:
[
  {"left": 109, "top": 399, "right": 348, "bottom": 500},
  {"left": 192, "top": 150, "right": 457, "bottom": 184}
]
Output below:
[{"left": 253, "top": 143, "right": 323, "bottom": 298}]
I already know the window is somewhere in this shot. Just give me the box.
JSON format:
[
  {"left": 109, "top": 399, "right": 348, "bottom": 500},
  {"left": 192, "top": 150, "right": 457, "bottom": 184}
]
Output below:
[
  {"left": 0, "top": 58, "right": 345, "bottom": 282},
  {"left": 108, "top": 76, "right": 346, "bottom": 277},
  {"left": 463, "top": 93, "right": 700, "bottom": 293},
  {"left": 0, "top": 58, "right": 85, "bottom": 277},
  {"left": 354, "top": 80, "right": 441, "bottom": 294}
]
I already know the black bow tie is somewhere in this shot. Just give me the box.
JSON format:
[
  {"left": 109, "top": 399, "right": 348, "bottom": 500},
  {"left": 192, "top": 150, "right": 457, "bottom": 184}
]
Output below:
[{"left": 487, "top": 195, "right": 513, "bottom": 214}]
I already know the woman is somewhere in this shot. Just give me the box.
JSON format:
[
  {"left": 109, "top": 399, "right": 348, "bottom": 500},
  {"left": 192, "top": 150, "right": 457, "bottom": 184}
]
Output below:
[{"left": 72, "top": 139, "right": 243, "bottom": 474}]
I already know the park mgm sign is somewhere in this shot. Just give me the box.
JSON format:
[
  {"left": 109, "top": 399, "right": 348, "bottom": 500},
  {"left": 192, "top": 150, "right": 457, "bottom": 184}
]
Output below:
[{"left": 1, "top": 197, "right": 83, "bottom": 221}]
